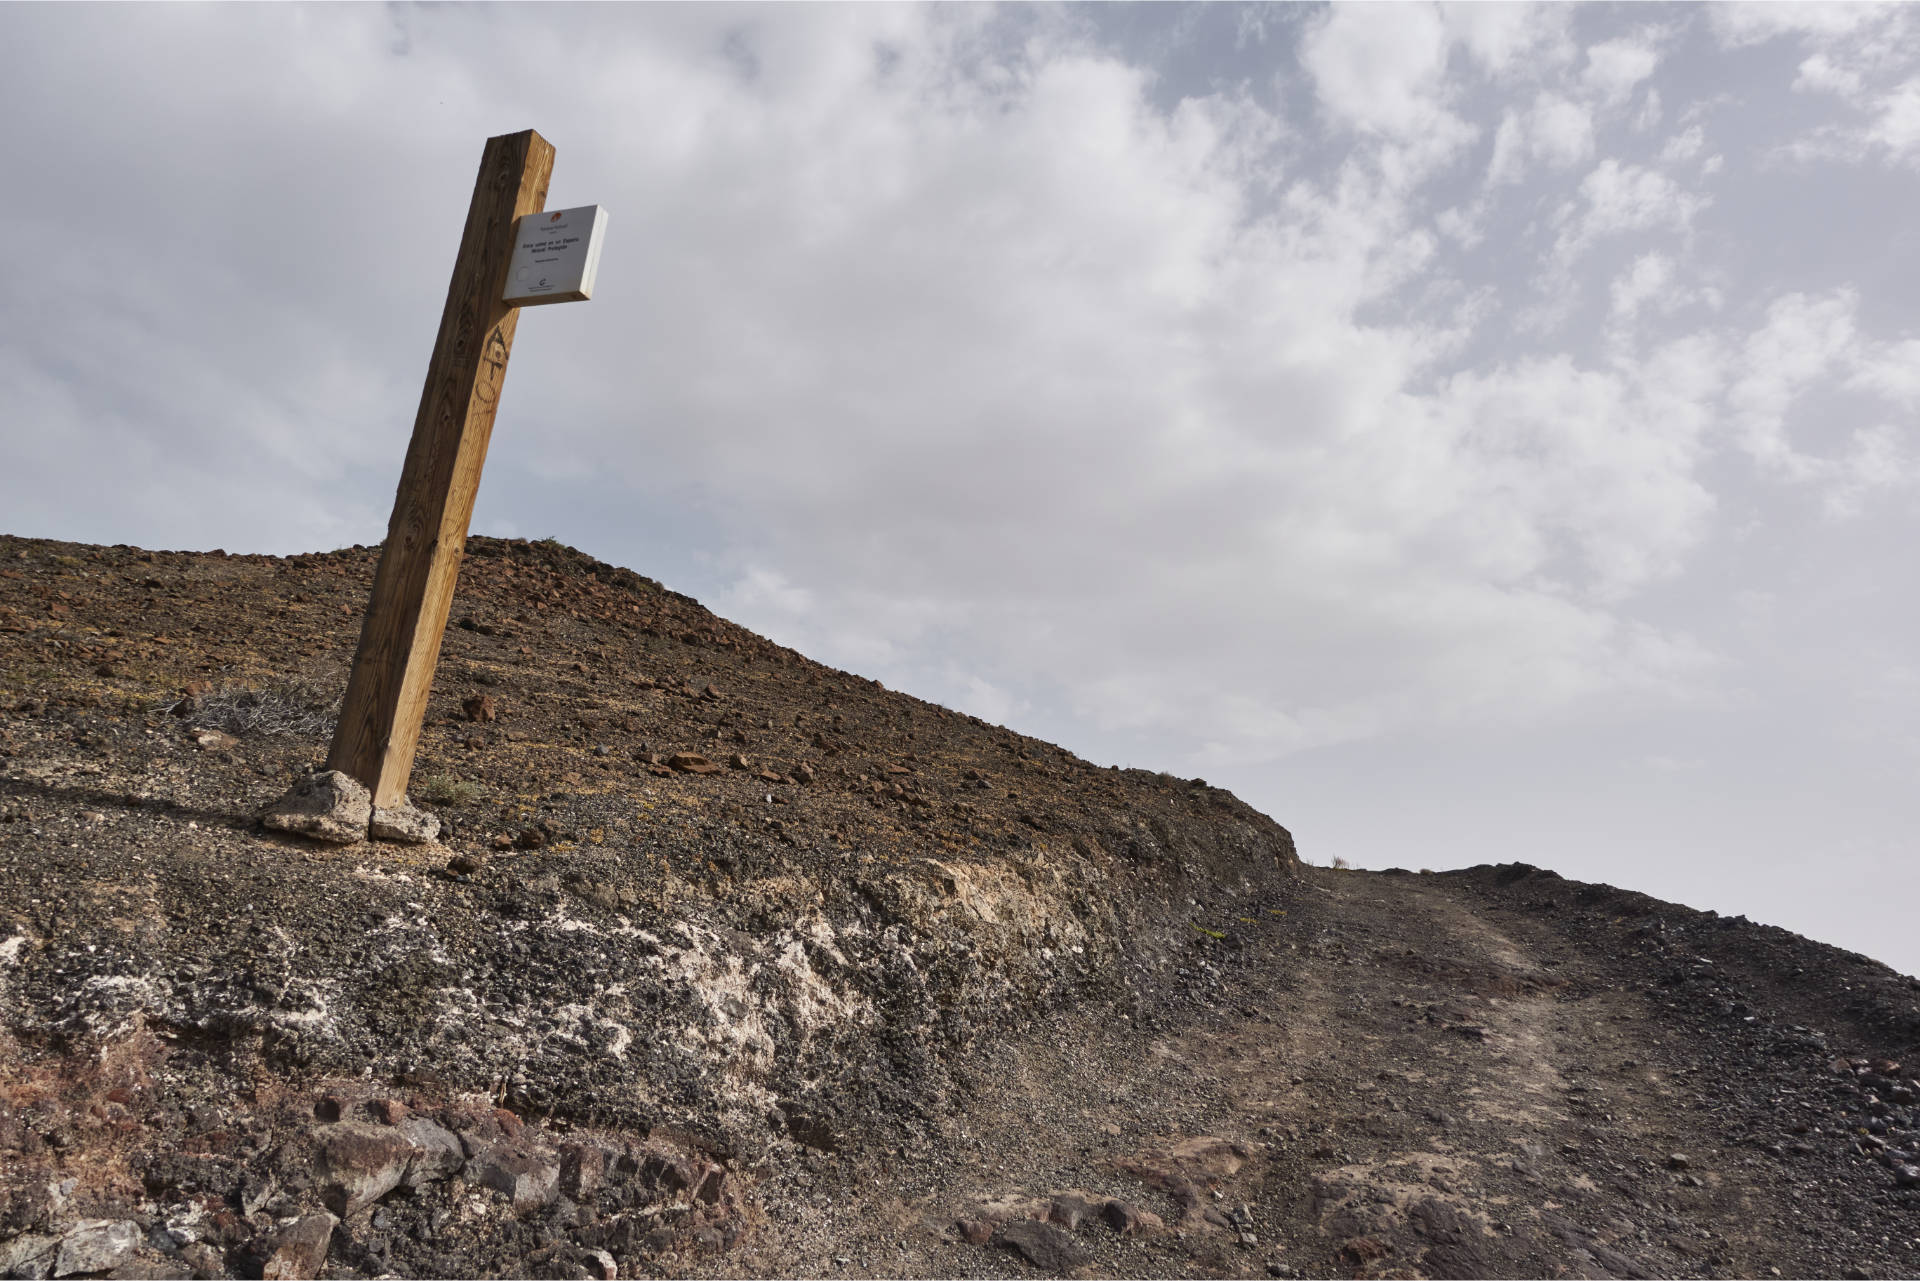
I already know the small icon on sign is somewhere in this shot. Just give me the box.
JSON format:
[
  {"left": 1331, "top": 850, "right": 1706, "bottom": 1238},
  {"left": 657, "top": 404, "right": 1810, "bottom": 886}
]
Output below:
[{"left": 550, "top": 212, "right": 565, "bottom": 223}]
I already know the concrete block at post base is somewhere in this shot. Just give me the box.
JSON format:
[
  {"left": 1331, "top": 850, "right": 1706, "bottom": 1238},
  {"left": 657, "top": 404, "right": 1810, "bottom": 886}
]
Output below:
[
  {"left": 371, "top": 800, "right": 441, "bottom": 845},
  {"left": 262, "top": 770, "right": 372, "bottom": 844}
]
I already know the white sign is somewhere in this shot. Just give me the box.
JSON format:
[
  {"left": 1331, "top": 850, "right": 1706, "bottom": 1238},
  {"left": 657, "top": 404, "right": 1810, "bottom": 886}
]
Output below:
[{"left": 503, "top": 205, "right": 608, "bottom": 306}]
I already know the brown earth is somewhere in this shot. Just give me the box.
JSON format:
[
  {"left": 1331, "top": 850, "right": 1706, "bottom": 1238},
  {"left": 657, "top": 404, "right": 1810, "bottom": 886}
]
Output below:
[{"left": 1, "top": 532, "right": 1917, "bottom": 1280}]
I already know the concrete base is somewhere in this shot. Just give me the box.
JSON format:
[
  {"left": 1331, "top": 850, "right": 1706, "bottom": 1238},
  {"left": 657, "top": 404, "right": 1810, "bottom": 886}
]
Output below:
[{"left": 370, "top": 801, "right": 441, "bottom": 845}]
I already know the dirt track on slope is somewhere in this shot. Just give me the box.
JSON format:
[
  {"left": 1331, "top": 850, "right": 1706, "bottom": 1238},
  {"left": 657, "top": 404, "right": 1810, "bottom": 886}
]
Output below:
[{"left": 738, "top": 865, "right": 1920, "bottom": 1280}]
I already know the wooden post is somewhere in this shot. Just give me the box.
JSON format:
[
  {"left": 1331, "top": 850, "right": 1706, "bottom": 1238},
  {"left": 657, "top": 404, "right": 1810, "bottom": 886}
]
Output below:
[{"left": 326, "top": 129, "right": 554, "bottom": 809}]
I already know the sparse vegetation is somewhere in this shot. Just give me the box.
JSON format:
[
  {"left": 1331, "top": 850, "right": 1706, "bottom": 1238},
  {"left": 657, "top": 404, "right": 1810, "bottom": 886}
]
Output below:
[
  {"left": 1330, "top": 855, "right": 1351, "bottom": 869},
  {"left": 179, "top": 678, "right": 339, "bottom": 738},
  {"left": 418, "top": 773, "right": 486, "bottom": 807}
]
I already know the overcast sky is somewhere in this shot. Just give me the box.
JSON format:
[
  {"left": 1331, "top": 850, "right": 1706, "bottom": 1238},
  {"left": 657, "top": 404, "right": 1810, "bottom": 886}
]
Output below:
[{"left": 3, "top": 3, "right": 1916, "bottom": 977}]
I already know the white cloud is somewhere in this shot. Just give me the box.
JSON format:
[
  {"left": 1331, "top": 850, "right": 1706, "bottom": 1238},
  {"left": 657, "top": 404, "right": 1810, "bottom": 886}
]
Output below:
[
  {"left": 1484, "top": 93, "right": 1593, "bottom": 187},
  {"left": 1632, "top": 86, "right": 1663, "bottom": 132},
  {"left": 1659, "top": 124, "right": 1705, "bottom": 164},
  {"left": 1487, "top": 109, "right": 1527, "bottom": 185},
  {"left": 1609, "top": 252, "right": 1679, "bottom": 320},
  {"left": 1529, "top": 92, "right": 1596, "bottom": 168},
  {"left": 1711, "top": 3, "right": 1892, "bottom": 48},
  {"left": 1795, "top": 52, "right": 1865, "bottom": 98},
  {"left": 1583, "top": 36, "right": 1663, "bottom": 107},
  {"left": 1849, "top": 338, "right": 1920, "bottom": 407},
  {"left": 1726, "top": 291, "right": 1861, "bottom": 479},
  {"left": 1867, "top": 78, "right": 1920, "bottom": 160},
  {"left": 1300, "top": 2, "right": 1464, "bottom": 146},
  {"left": 1551, "top": 158, "right": 1709, "bottom": 268}
]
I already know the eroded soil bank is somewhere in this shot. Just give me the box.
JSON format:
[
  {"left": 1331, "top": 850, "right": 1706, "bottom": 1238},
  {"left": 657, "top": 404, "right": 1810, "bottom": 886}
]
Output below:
[{"left": 2, "top": 534, "right": 1916, "bottom": 1279}]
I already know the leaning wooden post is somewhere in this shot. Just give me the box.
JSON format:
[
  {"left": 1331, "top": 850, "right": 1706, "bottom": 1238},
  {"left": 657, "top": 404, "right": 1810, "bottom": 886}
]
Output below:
[{"left": 267, "top": 129, "right": 553, "bottom": 845}]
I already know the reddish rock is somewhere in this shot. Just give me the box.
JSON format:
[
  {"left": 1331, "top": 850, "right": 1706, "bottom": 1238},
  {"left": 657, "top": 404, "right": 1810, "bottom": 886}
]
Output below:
[
  {"left": 367, "top": 1098, "right": 409, "bottom": 1126},
  {"left": 316, "top": 1123, "right": 415, "bottom": 1215},
  {"left": 669, "top": 753, "right": 722, "bottom": 775},
  {"left": 462, "top": 694, "right": 498, "bottom": 723},
  {"left": 1340, "top": 1236, "right": 1390, "bottom": 1264},
  {"left": 957, "top": 1218, "right": 994, "bottom": 1246}
]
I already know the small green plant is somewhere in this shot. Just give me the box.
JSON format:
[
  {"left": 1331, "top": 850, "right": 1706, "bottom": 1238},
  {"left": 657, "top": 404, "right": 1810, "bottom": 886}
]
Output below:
[
  {"left": 1190, "top": 922, "right": 1226, "bottom": 940},
  {"left": 418, "top": 773, "right": 485, "bottom": 807}
]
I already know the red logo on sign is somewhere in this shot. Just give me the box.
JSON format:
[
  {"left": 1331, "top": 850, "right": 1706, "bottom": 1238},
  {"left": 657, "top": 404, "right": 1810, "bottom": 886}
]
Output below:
[{"left": 550, "top": 212, "right": 565, "bottom": 223}]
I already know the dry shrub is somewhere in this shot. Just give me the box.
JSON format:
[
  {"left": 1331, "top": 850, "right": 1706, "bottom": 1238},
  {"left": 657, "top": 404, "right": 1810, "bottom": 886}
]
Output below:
[{"left": 180, "top": 678, "right": 340, "bottom": 739}]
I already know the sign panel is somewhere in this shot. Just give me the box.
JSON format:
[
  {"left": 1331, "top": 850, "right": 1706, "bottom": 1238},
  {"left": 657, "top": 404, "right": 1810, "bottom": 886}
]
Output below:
[{"left": 502, "top": 205, "right": 607, "bottom": 305}]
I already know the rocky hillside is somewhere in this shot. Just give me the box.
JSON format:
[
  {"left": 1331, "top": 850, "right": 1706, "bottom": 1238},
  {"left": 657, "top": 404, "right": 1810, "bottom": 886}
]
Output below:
[
  {"left": 0, "top": 533, "right": 1295, "bottom": 1279},
  {"left": 2, "top": 533, "right": 1916, "bottom": 1281}
]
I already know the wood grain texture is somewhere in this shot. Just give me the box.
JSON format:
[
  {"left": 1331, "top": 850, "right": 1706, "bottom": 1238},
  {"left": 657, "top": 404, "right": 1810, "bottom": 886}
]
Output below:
[{"left": 327, "top": 129, "right": 554, "bottom": 807}]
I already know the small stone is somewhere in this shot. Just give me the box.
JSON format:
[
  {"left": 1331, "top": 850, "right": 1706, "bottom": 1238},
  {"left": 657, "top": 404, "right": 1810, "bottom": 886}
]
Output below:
[
  {"left": 794, "top": 762, "right": 817, "bottom": 784},
  {"left": 1894, "top": 1164, "right": 1920, "bottom": 1188},
  {"left": 398, "top": 1115, "right": 466, "bottom": 1188},
  {"left": 471, "top": 1142, "right": 562, "bottom": 1213},
  {"left": 53, "top": 1221, "right": 142, "bottom": 1278},
  {"left": 177, "top": 1242, "right": 223, "bottom": 1279},
  {"left": 1047, "top": 1192, "right": 1103, "bottom": 1231},
  {"left": 263, "top": 770, "right": 371, "bottom": 844},
  {"left": 448, "top": 851, "right": 488, "bottom": 875},
  {"left": 370, "top": 800, "right": 441, "bottom": 844},
  {"left": 1241, "top": 1231, "right": 1259, "bottom": 1247},
  {"left": 995, "top": 1220, "right": 1088, "bottom": 1274},
  {"left": 190, "top": 728, "right": 239, "bottom": 751},
  {"left": 668, "top": 752, "right": 722, "bottom": 775},
  {"left": 462, "top": 694, "right": 498, "bottom": 723},
  {"left": 1339, "top": 1237, "right": 1390, "bottom": 1264},
  {"left": 1099, "top": 1198, "right": 1163, "bottom": 1238},
  {"left": 728, "top": 752, "right": 752, "bottom": 770},
  {"left": 315, "top": 1122, "right": 415, "bottom": 1215},
  {"left": 560, "top": 1141, "right": 607, "bottom": 1201},
  {"left": 593, "top": 744, "right": 610, "bottom": 757},
  {"left": 957, "top": 1218, "right": 994, "bottom": 1246},
  {"left": 367, "top": 1098, "right": 409, "bottom": 1126},
  {"left": 1311, "top": 1144, "right": 1336, "bottom": 1159},
  {"left": 578, "top": 1248, "right": 618, "bottom": 1280},
  {"left": 260, "top": 1212, "right": 337, "bottom": 1281},
  {"left": 1667, "top": 1153, "right": 1691, "bottom": 1170},
  {"left": 0, "top": 1234, "right": 58, "bottom": 1281}
]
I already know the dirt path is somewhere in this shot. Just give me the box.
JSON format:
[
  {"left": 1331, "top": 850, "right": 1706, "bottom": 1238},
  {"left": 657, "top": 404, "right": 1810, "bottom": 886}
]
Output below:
[{"left": 724, "top": 867, "right": 1919, "bottom": 1280}]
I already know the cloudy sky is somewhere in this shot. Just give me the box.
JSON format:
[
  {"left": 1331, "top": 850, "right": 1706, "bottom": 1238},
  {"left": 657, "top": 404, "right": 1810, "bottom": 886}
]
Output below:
[{"left": 3, "top": 3, "right": 1916, "bottom": 975}]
